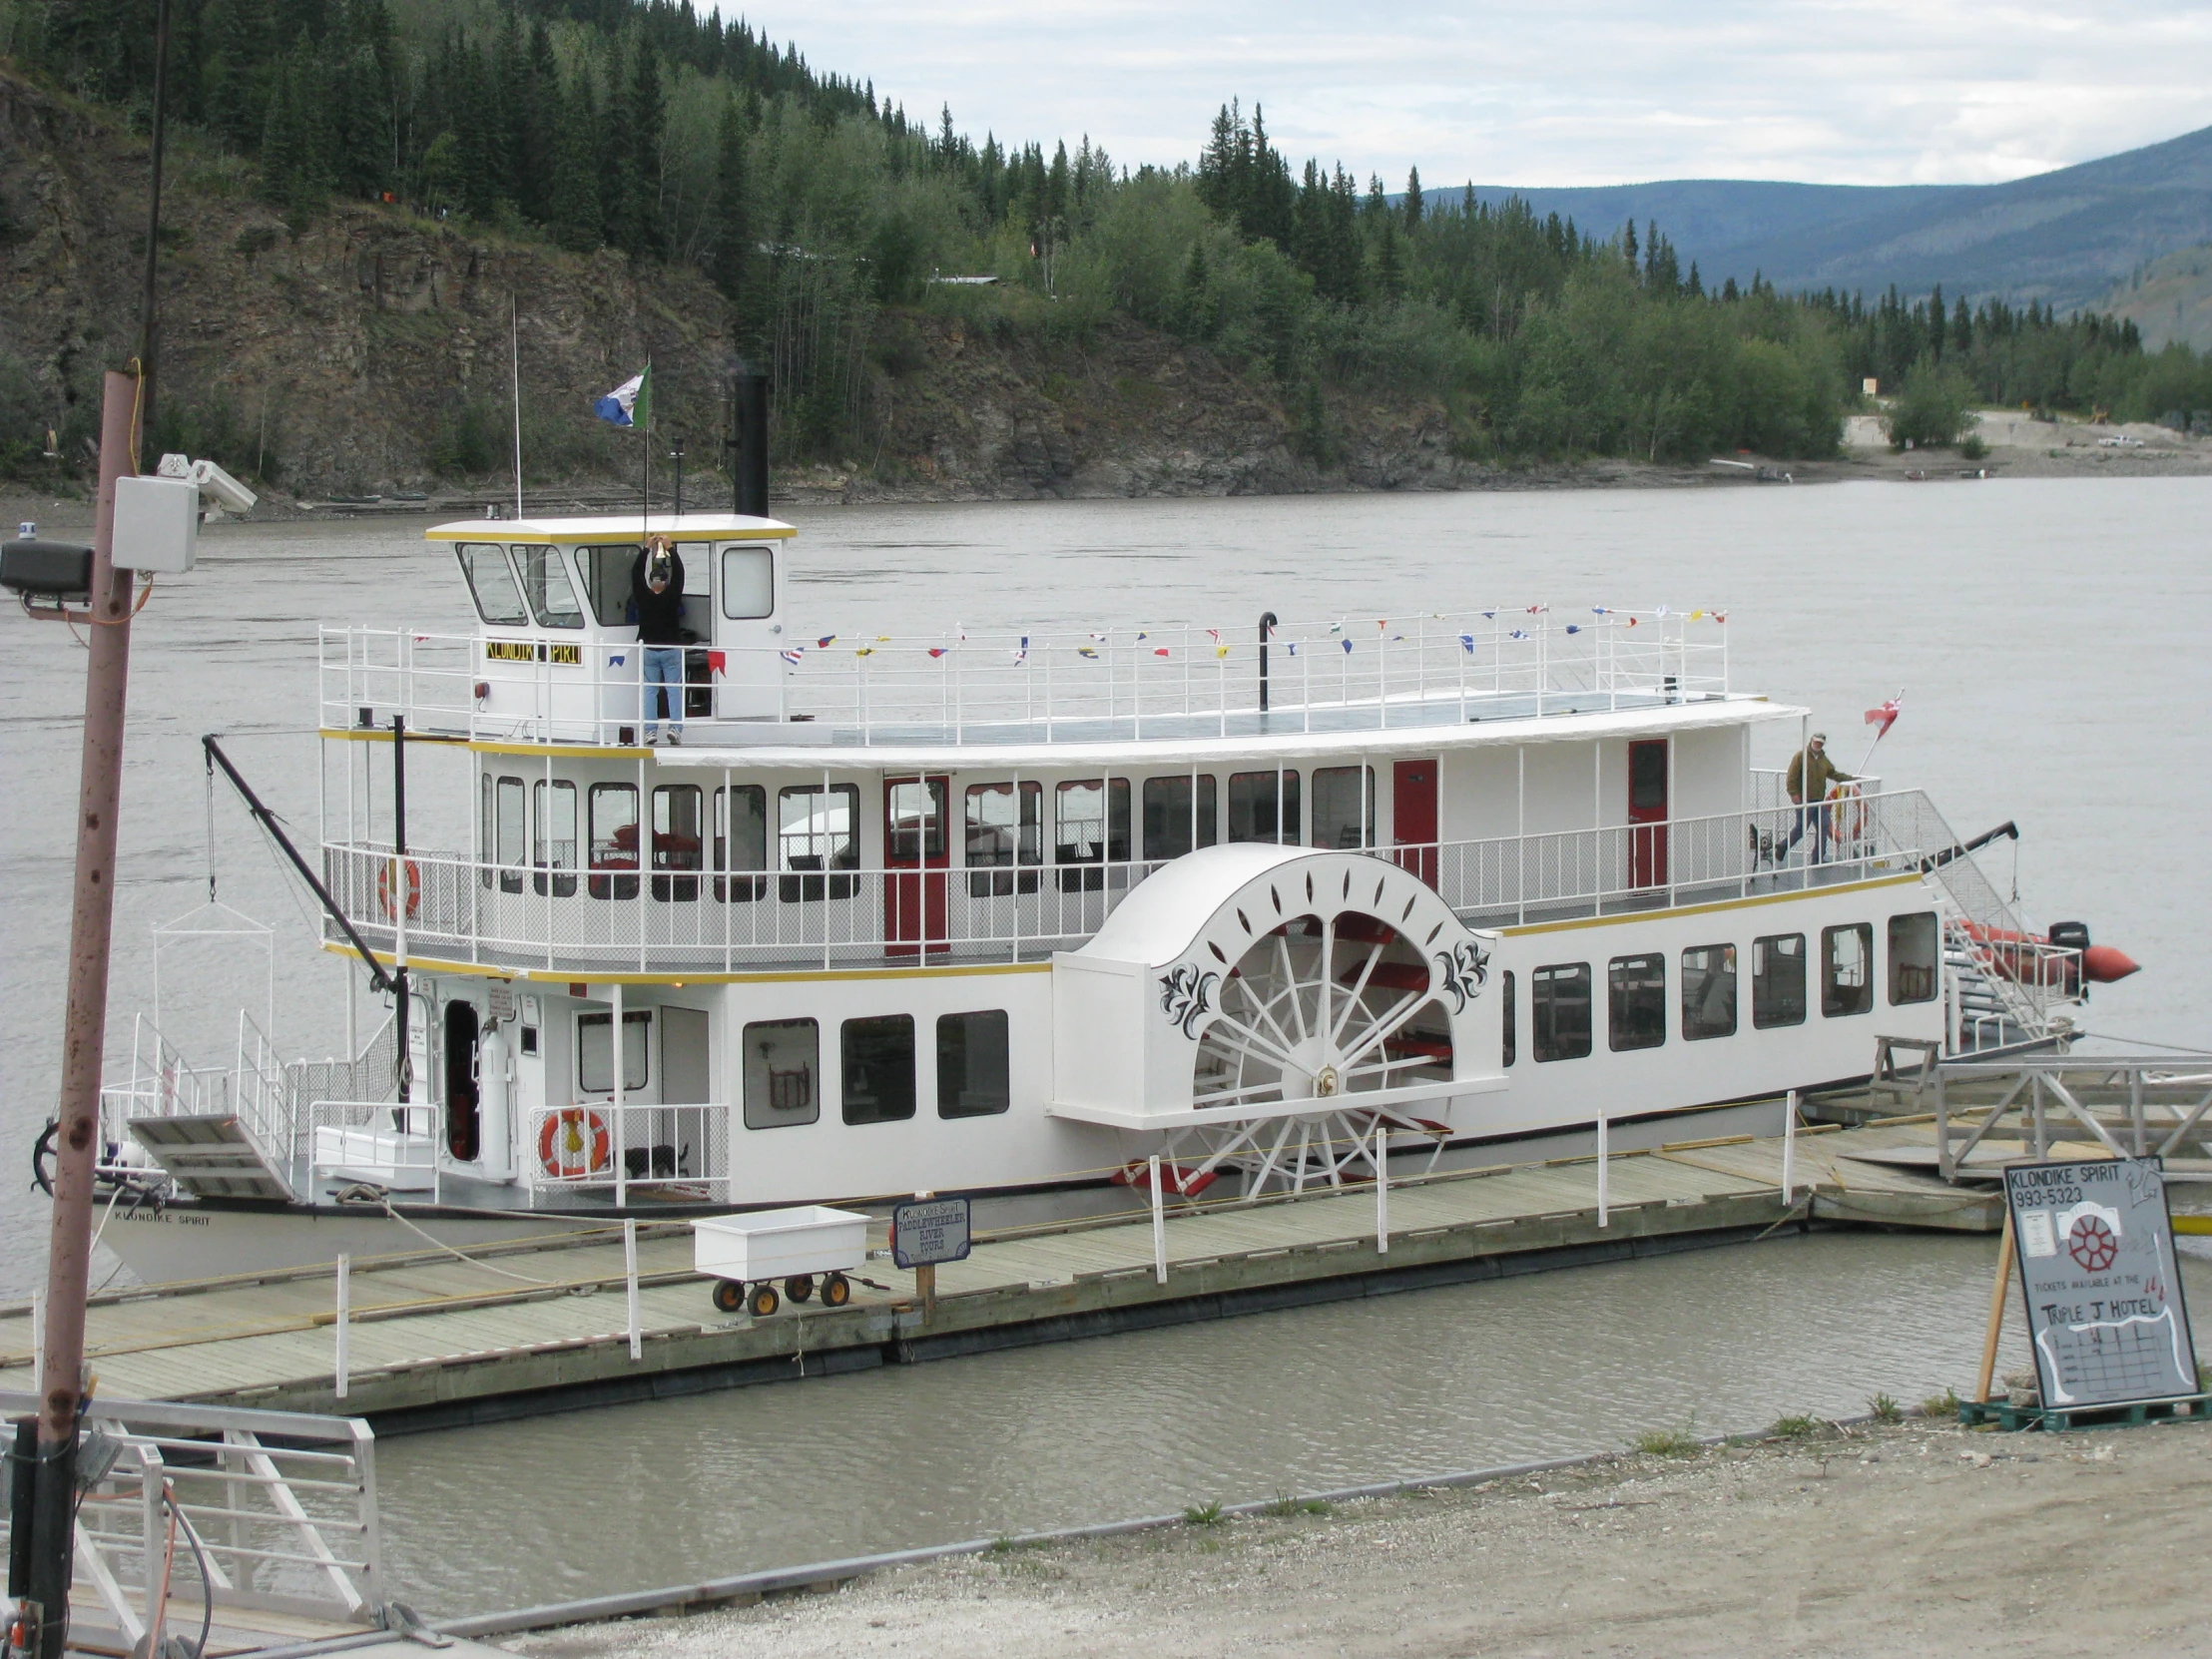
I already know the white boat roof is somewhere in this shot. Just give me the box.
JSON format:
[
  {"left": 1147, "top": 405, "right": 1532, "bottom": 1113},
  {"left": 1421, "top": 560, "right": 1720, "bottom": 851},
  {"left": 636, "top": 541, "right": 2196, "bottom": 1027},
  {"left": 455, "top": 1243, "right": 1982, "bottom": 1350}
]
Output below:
[
  {"left": 425, "top": 514, "right": 796, "bottom": 542},
  {"left": 669, "top": 695, "right": 1806, "bottom": 771}
]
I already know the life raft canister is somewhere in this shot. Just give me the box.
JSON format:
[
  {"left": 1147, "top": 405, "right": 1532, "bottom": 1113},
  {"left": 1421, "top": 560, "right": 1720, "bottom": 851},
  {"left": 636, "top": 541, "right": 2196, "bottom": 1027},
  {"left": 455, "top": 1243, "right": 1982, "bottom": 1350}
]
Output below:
[
  {"left": 376, "top": 856, "right": 424, "bottom": 920},
  {"left": 538, "top": 1106, "right": 612, "bottom": 1177}
]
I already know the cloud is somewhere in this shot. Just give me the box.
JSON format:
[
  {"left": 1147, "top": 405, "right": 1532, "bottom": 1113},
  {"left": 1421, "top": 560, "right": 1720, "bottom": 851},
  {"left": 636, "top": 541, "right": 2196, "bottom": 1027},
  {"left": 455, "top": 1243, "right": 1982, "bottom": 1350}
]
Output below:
[{"left": 733, "top": 0, "right": 2212, "bottom": 186}]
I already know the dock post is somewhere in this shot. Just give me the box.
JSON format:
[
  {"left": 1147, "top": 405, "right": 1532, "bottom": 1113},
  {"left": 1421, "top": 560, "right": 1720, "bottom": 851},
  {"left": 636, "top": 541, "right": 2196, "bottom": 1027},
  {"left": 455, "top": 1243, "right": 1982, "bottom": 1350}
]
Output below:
[
  {"left": 333, "top": 1255, "right": 350, "bottom": 1400},
  {"left": 624, "top": 1219, "right": 641, "bottom": 1361},
  {"left": 1149, "top": 1155, "right": 1167, "bottom": 1283},
  {"left": 1595, "top": 1107, "right": 1608, "bottom": 1228},
  {"left": 29, "top": 1290, "right": 41, "bottom": 1401},
  {"left": 1375, "top": 1124, "right": 1388, "bottom": 1254},
  {"left": 1782, "top": 1090, "right": 1798, "bottom": 1202}
]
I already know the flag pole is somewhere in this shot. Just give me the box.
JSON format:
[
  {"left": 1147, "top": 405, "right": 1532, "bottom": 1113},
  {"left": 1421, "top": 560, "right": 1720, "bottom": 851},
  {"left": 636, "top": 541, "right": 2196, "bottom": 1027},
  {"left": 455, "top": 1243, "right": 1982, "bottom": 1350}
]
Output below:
[
  {"left": 642, "top": 358, "right": 652, "bottom": 538},
  {"left": 1858, "top": 686, "right": 1904, "bottom": 773},
  {"left": 510, "top": 296, "right": 523, "bottom": 521}
]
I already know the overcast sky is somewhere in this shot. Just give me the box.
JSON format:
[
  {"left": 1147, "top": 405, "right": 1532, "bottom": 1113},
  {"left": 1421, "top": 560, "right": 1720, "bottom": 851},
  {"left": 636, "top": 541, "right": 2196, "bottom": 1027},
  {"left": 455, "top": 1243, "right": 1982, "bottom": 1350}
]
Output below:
[{"left": 737, "top": 0, "right": 2212, "bottom": 188}]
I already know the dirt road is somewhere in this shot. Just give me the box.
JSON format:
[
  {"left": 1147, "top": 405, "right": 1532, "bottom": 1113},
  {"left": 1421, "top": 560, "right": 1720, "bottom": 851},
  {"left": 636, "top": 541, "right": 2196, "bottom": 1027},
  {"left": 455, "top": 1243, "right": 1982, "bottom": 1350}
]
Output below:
[{"left": 510, "top": 1415, "right": 2212, "bottom": 1658}]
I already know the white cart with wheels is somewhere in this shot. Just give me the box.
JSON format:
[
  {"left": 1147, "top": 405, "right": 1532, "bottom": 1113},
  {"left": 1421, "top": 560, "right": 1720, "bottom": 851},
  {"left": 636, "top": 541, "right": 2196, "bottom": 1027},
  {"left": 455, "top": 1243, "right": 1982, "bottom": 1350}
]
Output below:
[{"left": 692, "top": 1206, "right": 870, "bottom": 1317}]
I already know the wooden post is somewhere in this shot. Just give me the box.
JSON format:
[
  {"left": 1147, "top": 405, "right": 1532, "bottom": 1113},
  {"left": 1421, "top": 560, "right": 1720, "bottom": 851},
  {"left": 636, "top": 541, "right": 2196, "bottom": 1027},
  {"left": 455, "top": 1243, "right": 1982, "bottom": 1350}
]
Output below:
[
  {"left": 1150, "top": 1153, "right": 1167, "bottom": 1283},
  {"left": 915, "top": 1263, "right": 936, "bottom": 1319},
  {"left": 333, "top": 1255, "right": 351, "bottom": 1400},
  {"left": 1375, "top": 1123, "right": 1389, "bottom": 1254},
  {"left": 1595, "top": 1105, "right": 1609, "bottom": 1228},
  {"left": 624, "top": 1219, "right": 641, "bottom": 1361},
  {"left": 1781, "top": 1089, "right": 1798, "bottom": 1201},
  {"left": 1974, "top": 1206, "right": 2017, "bottom": 1404}
]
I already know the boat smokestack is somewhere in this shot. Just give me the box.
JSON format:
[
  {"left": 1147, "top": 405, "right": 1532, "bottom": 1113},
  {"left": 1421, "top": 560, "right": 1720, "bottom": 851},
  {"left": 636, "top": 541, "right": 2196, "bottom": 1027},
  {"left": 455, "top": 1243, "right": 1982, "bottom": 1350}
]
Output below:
[{"left": 735, "top": 370, "right": 769, "bottom": 519}]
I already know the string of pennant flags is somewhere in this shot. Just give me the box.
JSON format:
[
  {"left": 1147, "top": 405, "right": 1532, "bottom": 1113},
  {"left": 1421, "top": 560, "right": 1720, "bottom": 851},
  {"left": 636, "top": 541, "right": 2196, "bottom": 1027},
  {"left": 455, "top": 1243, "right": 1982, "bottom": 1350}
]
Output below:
[{"left": 728, "top": 605, "right": 1727, "bottom": 672}]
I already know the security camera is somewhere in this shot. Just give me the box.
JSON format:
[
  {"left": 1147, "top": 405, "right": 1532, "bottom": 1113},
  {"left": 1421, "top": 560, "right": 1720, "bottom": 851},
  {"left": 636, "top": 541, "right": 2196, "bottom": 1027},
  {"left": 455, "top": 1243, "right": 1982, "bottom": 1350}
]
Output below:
[{"left": 156, "top": 452, "right": 259, "bottom": 516}]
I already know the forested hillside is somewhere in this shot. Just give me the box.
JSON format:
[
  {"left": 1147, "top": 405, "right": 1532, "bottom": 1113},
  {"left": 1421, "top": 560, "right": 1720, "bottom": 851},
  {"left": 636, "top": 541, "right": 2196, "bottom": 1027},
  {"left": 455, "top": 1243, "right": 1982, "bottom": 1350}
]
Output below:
[{"left": 4, "top": 0, "right": 2211, "bottom": 492}]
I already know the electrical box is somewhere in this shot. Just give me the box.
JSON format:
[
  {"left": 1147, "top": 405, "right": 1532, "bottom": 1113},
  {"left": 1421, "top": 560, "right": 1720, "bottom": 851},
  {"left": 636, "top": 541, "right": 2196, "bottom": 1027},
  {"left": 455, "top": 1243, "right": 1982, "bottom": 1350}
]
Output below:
[{"left": 114, "top": 474, "right": 200, "bottom": 573}]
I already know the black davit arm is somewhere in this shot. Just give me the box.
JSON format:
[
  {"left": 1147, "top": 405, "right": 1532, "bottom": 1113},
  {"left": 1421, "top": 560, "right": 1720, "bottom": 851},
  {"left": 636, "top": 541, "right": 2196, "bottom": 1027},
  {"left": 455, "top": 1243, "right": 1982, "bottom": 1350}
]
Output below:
[{"left": 203, "top": 734, "right": 396, "bottom": 994}]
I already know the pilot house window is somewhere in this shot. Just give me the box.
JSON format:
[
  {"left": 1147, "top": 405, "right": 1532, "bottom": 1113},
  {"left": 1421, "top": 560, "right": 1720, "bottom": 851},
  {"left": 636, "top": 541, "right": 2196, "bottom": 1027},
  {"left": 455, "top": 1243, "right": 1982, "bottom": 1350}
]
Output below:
[
  {"left": 721, "top": 546, "right": 775, "bottom": 619},
  {"left": 513, "top": 544, "right": 584, "bottom": 629},
  {"left": 455, "top": 543, "right": 528, "bottom": 626}
]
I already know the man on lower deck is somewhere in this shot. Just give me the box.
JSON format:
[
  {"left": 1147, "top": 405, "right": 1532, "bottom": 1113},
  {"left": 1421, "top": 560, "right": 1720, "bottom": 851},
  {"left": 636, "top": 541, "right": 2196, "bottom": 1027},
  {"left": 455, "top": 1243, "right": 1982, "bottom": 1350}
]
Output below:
[{"left": 631, "top": 537, "right": 687, "bottom": 745}]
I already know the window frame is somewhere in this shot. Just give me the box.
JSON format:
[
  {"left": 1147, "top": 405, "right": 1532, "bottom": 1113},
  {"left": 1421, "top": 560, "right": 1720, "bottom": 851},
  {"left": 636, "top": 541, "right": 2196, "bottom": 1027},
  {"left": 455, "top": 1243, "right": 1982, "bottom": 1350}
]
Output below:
[
  {"left": 1822, "top": 922, "right": 1875, "bottom": 1018},
  {"left": 713, "top": 784, "right": 769, "bottom": 901},
  {"left": 574, "top": 543, "right": 643, "bottom": 627},
  {"left": 719, "top": 544, "right": 777, "bottom": 620},
  {"left": 778, "top": 783, "right": 859, "bottom": 900},
  {"left": 512, "top": 543, "right": 586, "bottom": 629},
  {"left": 742, "top": 1016, "right": 820, "bottom": 1129},
  {"left": 1531, "top": 961, "right": 1593, "bottom": 1063},
  {"left": 1227, "top": 770, "right": 1302, "bottom": 845},
  {"left": 936, "top": 1009, "right": 1012, "bottom": 1118},
  {"left": 1888, "top": 911, "right": 1939, "bottom": 1005},
  {"left": 455, "top": 542, "right": 529, "bottom": 626},
  {"left": 1752, "top": 932, "right": 1808, "bottom": 1029},
  {"left": 532, "top": 779, "right": 577, "bottom": 897},
  {"left": 1608, "top": 953, "right": 1667, "bottom": 1052},
  {"left": 965, "top": 780, "right": 1043, "bottom": 896},
  {"left": 841, "top": 1013, "right": 917, "bottom": 1125},
  {"left": 1310, "top": 766, "right": 1376, "bottom": 850},
  {"left": 651, "top": 784, "right": 705, "bottom": 902},
  {"left": 587, "top": 781, "right": 640, "bottom": 900},
  {"left": 1141, "top": 774, "right": 1217, "bottom": 861},
  {"left": 576, "top": 1008, "right": 651, "bottom": 1094},
  {"left": 1679, "top": 943, "right": 1738, "bottom": 1041}
]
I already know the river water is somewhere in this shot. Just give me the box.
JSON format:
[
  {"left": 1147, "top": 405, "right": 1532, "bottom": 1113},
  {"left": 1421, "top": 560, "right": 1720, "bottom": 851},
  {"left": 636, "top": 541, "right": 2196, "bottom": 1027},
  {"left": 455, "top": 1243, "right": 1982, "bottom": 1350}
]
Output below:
[{"left": 3, "top": 477, "right": 2208, "bottom": 1612}]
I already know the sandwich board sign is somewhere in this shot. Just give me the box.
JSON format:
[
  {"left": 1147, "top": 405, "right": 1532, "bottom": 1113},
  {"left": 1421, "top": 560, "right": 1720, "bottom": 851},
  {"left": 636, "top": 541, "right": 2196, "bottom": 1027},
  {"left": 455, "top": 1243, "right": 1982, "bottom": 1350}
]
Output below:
[
  {"left": 890, "top": 1196, "right": 971, "bottom": 1269},
  {"left": 2005, "top": 1158, "right": 2197, "bottom": 1409}
]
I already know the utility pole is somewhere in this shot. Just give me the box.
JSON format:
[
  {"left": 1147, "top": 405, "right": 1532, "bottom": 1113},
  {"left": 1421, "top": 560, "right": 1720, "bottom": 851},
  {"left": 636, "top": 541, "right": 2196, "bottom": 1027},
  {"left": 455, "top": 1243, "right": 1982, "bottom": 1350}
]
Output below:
[{"left": 27, "top": 371, "right": 140, "bottom": 1659}]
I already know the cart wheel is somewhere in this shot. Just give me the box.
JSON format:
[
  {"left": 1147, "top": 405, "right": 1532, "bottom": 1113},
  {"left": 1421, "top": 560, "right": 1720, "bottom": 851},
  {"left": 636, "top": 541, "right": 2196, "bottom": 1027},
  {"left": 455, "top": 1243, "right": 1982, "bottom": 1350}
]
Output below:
[
  {"left": 711, "top": 1279, "right": 744, "bottom": 1314},
  {"left": 748, "top": 1283, "right": 781, "bottom": 1319},
  {"left": 822, "top": 1273, "right": 851, "bottom": 1308},
  {"left": 786, "top": 1274, "right": 816, "bottom": 1304}
]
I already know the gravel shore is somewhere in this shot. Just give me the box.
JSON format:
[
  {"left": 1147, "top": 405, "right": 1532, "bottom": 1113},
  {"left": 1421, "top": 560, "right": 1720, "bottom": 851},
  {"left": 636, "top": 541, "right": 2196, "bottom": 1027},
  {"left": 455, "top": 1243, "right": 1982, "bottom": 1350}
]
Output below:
[{"left": 508, "top": 1414, "right": 2212, "bottom": 1658}]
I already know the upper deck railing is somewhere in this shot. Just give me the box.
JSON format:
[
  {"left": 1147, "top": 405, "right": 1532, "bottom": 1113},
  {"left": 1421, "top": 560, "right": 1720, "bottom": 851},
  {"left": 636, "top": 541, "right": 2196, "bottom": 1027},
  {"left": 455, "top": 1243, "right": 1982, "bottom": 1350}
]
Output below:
[{"left": 320, "top": 605, "right": 1733, "bottom": 748}]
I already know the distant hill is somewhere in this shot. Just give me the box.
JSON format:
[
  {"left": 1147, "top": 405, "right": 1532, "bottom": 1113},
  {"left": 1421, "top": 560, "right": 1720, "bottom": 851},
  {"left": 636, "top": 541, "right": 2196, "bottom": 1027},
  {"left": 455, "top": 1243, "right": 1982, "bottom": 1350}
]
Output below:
[
  {"left": 2103, "top": 243, "right": 2212, "bottom": 349},
  {"left": 1433, "top": 122, "right": 2212, "bottom": 312}
]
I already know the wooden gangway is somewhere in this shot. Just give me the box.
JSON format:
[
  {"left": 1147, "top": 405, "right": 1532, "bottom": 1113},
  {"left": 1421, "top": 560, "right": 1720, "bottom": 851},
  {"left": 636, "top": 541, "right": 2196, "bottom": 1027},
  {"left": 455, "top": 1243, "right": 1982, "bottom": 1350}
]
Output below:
[{"left": 0, "top": 1122, "right": 2002, "bottom": 1430}]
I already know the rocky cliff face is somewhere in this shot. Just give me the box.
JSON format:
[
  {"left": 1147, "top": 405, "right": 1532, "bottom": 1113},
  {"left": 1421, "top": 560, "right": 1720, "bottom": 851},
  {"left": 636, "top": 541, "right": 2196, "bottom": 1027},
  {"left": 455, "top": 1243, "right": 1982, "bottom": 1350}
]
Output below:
[{"left": 1, "top": 69, "right": 1566, "bottom": 504}]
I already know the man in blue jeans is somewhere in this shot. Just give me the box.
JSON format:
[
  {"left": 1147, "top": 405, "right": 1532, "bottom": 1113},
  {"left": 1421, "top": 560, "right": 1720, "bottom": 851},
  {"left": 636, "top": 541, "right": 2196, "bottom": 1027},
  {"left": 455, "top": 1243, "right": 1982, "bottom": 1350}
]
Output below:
[{"left": 630, "top": 538, "right": 688, "bottom": 745}]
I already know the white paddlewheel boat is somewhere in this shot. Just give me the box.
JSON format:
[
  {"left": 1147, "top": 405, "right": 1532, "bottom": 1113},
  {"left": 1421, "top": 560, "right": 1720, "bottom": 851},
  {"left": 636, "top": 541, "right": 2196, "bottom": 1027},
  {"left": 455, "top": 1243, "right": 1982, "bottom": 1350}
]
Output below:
[{"left": 87, "top": 509, "right": 2122, "bottom": 1281}]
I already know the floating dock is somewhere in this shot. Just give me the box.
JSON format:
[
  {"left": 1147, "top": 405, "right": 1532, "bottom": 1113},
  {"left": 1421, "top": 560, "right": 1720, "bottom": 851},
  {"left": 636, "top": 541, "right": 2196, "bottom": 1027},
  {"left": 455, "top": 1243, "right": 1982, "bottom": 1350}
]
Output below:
[{"left": 0, "top": 1120, "right": 2002, "bottom": 1431}]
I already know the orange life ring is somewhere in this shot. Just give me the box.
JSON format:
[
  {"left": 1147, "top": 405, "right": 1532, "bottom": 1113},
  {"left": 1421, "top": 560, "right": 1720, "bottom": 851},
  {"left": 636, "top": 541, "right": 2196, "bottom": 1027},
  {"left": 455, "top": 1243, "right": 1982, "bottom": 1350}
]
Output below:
[
  {"left": 538, "top": 1107, "right": 612, "bottom": 1178},
  {"left": 1826, "top": 784, "right": 1866, "bottom": 846},
  {"left": 376, "top": 856, "right": 423, "bottom": 920}
]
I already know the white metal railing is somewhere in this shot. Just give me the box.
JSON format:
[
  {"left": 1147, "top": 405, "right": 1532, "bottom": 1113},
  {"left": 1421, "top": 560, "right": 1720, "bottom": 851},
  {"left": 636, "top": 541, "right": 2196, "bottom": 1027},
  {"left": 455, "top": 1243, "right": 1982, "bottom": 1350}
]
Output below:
[
  {"left": 97, "top": 1014, "right": 233, "bottom": 1169},
  {"left": 314, "top": 788, "right": 2004, "bottom": 972},
  {"left": 526, "top": 1101, "right": 730, "bottom": 1204},
  {"left": 0, "top": 1391, "right": 383, "bottom": 1644},
  {"left": 320, "top": 605, "right": 1732, "bottom": 746}
]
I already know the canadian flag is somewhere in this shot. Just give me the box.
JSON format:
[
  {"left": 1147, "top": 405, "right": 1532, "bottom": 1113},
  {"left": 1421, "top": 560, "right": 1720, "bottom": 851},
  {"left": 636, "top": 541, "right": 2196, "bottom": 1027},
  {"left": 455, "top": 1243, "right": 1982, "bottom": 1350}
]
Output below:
[{"left": 1865, "top": 697, "right": 1902, "bottom": 739}]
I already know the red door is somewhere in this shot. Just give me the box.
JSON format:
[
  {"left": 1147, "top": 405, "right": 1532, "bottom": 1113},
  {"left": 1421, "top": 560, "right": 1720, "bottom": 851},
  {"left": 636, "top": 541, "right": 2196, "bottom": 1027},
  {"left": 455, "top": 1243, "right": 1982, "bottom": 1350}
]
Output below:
[
  {"left": 1628, "top": 740, "right": 1668, "bottom": 887},
  {"left": 884, "top": 776, "right": 949, "bottom": 957},
  {"left": 1393, "top": 760, "right": 1438, "bottom": 886}
]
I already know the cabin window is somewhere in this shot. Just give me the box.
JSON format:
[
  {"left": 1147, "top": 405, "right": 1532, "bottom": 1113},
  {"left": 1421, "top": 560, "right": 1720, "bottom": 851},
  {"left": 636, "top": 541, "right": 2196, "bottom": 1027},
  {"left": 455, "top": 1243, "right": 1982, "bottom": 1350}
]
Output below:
[
  {"left": 1054, "top": 778, "right": 1130, "bottom": 891},
  {"left": 887, "top": 779, "right": 948, "bottom": 862},
  {"left": 576, "top": 1009, "right": 650, "bottom": 1094},
  {"left": 455, "top": 542, "right": 529, "bottom": 626},
  {"left": 1680, "top": 944, "right": 1738, "bottom": 1040},
  {"left": 494, "top": 776, "right": 525, "bottom": 893},
  {"left": 1311, "top": 766, "right": 1375, "bottom": 849},
  {"left": 966, "top": 782, "right": 1042, "bottom": 896},
  {"left": 1501, "top": 969, "right": 1516, "bottom": 1067},
  {"left": 1608, "top": 954, "right": 1666, "bottom": 1051},
  {"left": 714, "top": 785, "right": 768, "bottom": 901},
  {"left": 1752, "top": 933, "right": 1807, "bottom": 1028},
  {"left": 1227, "top": 771, "right": 1302, "bottom": 844},
  {"left": 937, "top": 1010, "right": 1011, "bottom": 1117},
  {"left": 1823, "top": 923, "right": 1874, "bottom": 1017},
  {"left": 1889, "top": 911, "right": 1939, "bottom": 1005},
  {"left": 742, "top": 1017, "right": 819, "bottom": 1128},
  {"left": 1142, "top": 775, "right": 1217, "bottom": 860},
  {"left": 574, "top": 543, "right": 643, "bottom": 627},
  {"left": 588, "top": 782, "right": 639, "bottom": 899},
  {"left": 514, "top": 544, "right": 585, "bottom": 629},
  {"left": 533, "top": 780, "right": 577, "bottom": 896},
  {"left": 778, "top": 783, "right": 859, "bottom": 900},
  {"left": 841, "top": 1015, "right": 916, "bottom": 1125},
  {"left": 651, "top": 785, "right": 705, "bottom": 901},
  {"left": 1531, "top": 962, "right": 1592, "bottom": 1062},
  {"left": 720, "top": 545, "right": 776, "bottom": 619}
]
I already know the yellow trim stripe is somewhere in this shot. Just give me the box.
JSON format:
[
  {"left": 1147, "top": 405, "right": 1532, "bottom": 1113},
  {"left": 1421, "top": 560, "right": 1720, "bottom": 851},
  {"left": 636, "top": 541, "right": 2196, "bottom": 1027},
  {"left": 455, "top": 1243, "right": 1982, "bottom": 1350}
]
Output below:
[
  {"left": 320, "top": 940, "right": 1053, "bottom": 986},
  {"left": 319, "top": 729, "right": 652, "bottom": 759},
  {"left": 425, "top": 527, "right": 798, "bottom": 544},
  {"left": 1499, "top": 870, "right": 1922, "bottom": 936}
]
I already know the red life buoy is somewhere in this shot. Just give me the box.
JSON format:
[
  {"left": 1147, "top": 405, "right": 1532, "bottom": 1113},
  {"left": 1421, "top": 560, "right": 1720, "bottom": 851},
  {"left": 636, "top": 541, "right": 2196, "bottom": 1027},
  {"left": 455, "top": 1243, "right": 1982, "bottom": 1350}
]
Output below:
[
  {"left": 376, "top": 856, "right": 424, "bottom": 920},
  {"left": 538, "top": 1107, "right": 612, "bottom": 1178}
]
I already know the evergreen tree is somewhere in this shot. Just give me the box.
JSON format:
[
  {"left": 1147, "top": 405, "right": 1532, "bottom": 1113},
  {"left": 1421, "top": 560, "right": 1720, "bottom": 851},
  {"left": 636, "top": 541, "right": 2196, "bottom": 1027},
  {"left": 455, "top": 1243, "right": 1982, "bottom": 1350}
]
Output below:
[
  {"left": 1403, "top": 165, "right": 1421, "bottom": 229},
  {"left": 709, "top": 93, "right": 752, "bottom": 300},
  {"left": 548, "top": 72, "right": 604, "bottom": 252}
]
